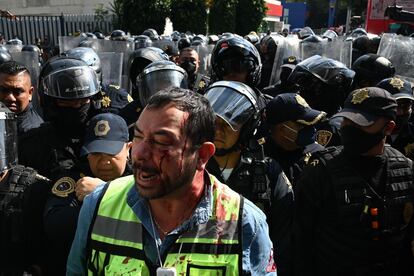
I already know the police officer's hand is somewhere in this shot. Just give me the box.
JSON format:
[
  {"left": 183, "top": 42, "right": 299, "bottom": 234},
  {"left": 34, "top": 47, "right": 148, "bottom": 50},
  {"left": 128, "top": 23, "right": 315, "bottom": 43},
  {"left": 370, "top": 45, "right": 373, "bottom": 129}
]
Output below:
[{"left": 75, "top": 176, "right": 103, "bottom": 201}]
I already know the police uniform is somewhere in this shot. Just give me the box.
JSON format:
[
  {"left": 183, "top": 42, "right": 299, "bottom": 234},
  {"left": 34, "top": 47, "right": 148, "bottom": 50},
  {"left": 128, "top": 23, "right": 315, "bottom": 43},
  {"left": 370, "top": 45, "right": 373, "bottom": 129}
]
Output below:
[
  {"left": 16, "top": 102, "right": 44, "bottom": 136},
  {"left": 294, "top": 88, "right": 414, "bottom": 276},
  {"left": 90, "top": 84, "right": 133, "bottom": 116}
]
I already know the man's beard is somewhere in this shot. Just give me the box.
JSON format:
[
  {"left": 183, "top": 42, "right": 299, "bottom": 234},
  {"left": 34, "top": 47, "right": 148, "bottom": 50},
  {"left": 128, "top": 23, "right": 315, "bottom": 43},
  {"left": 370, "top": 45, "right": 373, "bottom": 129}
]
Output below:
[{"left": 133, "top": 156, "right": 197, "bottom": 200}]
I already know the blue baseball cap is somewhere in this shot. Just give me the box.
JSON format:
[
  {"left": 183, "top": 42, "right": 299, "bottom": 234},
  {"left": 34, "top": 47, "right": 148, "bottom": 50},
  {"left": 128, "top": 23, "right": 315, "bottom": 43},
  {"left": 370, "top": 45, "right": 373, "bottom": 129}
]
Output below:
[
  {"left": 376, "top": 77, "right": 414, "bottom": 101},
  {"left": 265, "top": 93, "right": 326, "bottom": 125},
  {"left": 80, "top": 113, "right": 129, "bottom": 156}
]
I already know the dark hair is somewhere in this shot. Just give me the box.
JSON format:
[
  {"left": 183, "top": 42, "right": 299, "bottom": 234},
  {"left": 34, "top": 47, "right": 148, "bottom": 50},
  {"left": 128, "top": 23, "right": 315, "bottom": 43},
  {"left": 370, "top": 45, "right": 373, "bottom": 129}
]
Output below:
[
  {"left": 146, "top": 87, "right": 215, "bottom": 149},
  {"left": 0, "top": 61, "right": 30, "bottom": 79}
]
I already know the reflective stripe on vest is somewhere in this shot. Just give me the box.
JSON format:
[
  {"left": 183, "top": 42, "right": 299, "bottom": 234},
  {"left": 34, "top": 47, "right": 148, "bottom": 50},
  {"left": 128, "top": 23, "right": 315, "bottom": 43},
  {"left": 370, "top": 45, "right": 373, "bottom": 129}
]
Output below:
[{"left": 87, "top": 174, "right": 242, "bottom": 275}]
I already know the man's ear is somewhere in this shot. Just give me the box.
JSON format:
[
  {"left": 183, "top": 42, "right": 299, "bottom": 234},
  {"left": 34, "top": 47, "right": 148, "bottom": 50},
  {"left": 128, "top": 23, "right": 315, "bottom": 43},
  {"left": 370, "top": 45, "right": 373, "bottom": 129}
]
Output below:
[
  {"left": 384, "top": 120, "right": 396, "bottom": 135},
  {"left": 28, "top": 86, "right": 34, "bottom": 101},
  {"left": 196, "top": 142, "right": 215, "bottom": 171}
]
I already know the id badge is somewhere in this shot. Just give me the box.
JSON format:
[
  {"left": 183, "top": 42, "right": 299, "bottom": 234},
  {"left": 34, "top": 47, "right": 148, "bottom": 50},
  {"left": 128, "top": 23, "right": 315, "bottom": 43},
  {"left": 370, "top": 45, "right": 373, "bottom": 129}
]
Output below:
[{"left": 156, "top": 267, "right": 176, "bottom": 276}]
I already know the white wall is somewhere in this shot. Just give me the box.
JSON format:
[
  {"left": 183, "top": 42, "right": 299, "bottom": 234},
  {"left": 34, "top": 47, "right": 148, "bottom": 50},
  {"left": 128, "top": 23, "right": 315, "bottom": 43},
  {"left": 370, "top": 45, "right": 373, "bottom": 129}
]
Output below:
[{"left": 0, "top": 0, "right": 113, "bottom": 15}]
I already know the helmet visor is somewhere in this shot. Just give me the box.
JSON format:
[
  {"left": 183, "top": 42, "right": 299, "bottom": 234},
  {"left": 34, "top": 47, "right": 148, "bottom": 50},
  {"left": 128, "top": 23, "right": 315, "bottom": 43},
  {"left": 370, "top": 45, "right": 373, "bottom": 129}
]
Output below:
[
  {"left": 0, "top": 112, "right": 17, "bottom": 172},
  {"left": 42, "top": 66, "right": 100, "bottom": 99},
  {"left": 205, "top": 86, "right": 255, "bottom": 131},
  {"left": 137, "top": 68, "right": 188, "bottom": 106}
]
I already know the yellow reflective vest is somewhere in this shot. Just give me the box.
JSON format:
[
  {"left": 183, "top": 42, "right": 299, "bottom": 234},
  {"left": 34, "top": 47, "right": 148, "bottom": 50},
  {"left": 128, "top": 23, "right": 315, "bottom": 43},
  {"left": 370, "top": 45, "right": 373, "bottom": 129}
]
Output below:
[{"left": 86, "top": 174, "right": 243, "bottom": 275}]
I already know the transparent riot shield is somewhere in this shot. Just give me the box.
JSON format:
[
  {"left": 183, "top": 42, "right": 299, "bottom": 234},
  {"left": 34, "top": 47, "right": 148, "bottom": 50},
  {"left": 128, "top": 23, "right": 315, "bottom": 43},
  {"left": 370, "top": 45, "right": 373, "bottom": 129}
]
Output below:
[
  {"left": 5, "top": 44, "right": 23, "bottom": 53},
  {"left": 92, "top": 39, "right": 135, "bottom": 92},
  {"left": 377, "top": 33, "right": 414, "bottom": 83},
  {"left": 300, "top": 39, "right": 328, "bottom": 61},
  {"left": 10, "top": 51, "right": 42, "bottom": 115},
  {"left": 269, "top": 35, "right": 300, "bottom": 85},
  {"left": 152, "top": 39, "right": 175, "bottom": 53},
  {"left": 325, "top": 38, "right": 352, "bottom": 68},
  {"left": 194, "top": 44, "right": 213, "bottom": 76},
  {"left": 98, "top": 52, "right": 123, "bottom": 88},
  {"left": 58, "top": 36, "right": 86, "bottom": 53}
]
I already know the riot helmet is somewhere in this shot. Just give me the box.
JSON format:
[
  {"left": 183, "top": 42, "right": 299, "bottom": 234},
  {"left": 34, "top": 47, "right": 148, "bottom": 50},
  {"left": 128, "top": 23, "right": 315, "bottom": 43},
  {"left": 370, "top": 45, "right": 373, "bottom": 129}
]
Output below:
[
  {"left": 0, "top": 103, "right": 17, "bottom": 172},
  {"left": 0, "top": 50, "right": 12, "bottom": 65},
  {"left": 142, "top": 29, "right": 159, "bottom": 41},
  {"left": 298, "top": 27, "right": 315, "bottom": 39},
  {"left": 94, "top": 32, "right": 105, "bottom": 39},
  {"left": 302, "top": 35, "right": 325, "bottom": 43},
  {"left": 350, "top": 28, "right": 368, "bottom": 38},
  {"left": 244, "top": 33, "right": 260, "bottom": 44},
  {"left": 128, "top": 47, "right": 169, "bottom": 99},
  {"left": 352, "top": 54, "right": 395, "bottom": 88},
  {"left": 110, "top": 30, "right": 128, "bottom": 41},
  {"left": 22, "top": 44, "right": 41, "bottom": 55},
  {"left": 64, "top": 47, "right": 102, "bottom": 83},
  {"left": 136, "top": 60, "right": 188, "bottom": 107},
  {"left": 6, "top": 38, "right": 23, "bottom": 46},
  {"left": 208, "top": 35, "right": 220, "bottom": 45},
  {"left": 171, "top": 31, "right": 181, "bottom": 42},
  {"left": 0, "top": 45, "right": 9, "bottom": 53},
  {"left": 135, "top": 35, "right": 152, "bottom": 49},
  {"left": 85, "top": 32, "right": 97, "bottom": 39},
  {"left": 288, "top": 55, "right": 355, "bottom": 116},
  {"left": 204, "top": 80, "right": 260, "bottom": 154},
  {"left": 39, "top": 57, "right": 100, "bottom": 137},
  {"left": 77, "top": 40, "right": 100, "bottom": 52},
  {"left": 193, "top": 35, "right": 207, "bottom": 45},
  {"left": 221, "top": 33, "right": 235, "bottom": 39},
  {"left": 211, "top": 36, "right": 262, "bottom": 87},
  {"left": 322, "top": 30, "right": 338, "bottom": 41},
  {"left": 178, "top": 37, "right": 191, "bottom": 52}
]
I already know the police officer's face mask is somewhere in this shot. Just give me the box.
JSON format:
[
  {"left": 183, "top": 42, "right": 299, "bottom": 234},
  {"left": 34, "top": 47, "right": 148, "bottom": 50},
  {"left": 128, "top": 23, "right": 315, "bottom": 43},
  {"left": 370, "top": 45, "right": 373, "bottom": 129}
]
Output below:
[
  {"left": 282, "top": 123, "right": 316, "bottom": 147},
  {"left": 340, "top": 125, "right": 386, "bottom": 155},
  {"left": 180, "top": 60, "right": 196, "bottom": 76}
]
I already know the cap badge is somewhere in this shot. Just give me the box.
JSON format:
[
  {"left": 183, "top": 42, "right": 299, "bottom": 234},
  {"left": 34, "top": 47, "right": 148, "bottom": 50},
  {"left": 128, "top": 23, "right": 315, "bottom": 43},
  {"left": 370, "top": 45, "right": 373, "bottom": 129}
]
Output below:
[
  {"left": 389, "top": 78, "right": 404, "bottom": 90},
  {"left": 351, "top": 88, "right": 370, "bottom": 104},
  {"left": 316, "top": 130, "right": 333, "bottom": 146},
  {"left": 94, "top": 120, "right": 111, "bottom": 137},
  {"left": 295, "top": 94, "right": 310, "bottom": 108},
  {"left": 198, "top": 79, "right": 206, "bottom": 89},
  {"left": 52, "top": 177, "right": 75, "bottom": 197},
  {"left": 101, "top": 96, "right": 112, "bottom": 108},
  {"left": 288, "top": 56, "right": 296, "bottom": 63}
]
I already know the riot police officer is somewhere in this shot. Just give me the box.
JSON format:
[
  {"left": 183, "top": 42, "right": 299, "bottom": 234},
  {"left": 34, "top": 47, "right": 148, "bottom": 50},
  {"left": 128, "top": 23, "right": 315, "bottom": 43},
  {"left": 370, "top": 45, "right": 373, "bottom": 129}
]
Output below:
[
  {"left": 258, "top": 34, "right": 284, "bottom": 89},
  {"left": 352, "top": 54, "right": 395, "bottom": 88},
  {"left": 0, "top": 61, "right": 44, "bottom": 135},
  {"left": 211, "top": 36, "right": 268, "bottom": 110},
  {"left": 0, "top": 103, "right": 51, "bottom": 275},
  {"left": 119, "top": 60, "right": 188, "bottom": 129},
  {"left": 377, "top": 77, "right": 414, "bottom": 159},
  {"left": 204, "top": 81, "right": 293, "bottom": 275},
  {"left": 18, "top": 57, "right": 100, "bottom": 180},
  {"left": 63, "top": 47, "right": 132, "bottom": 115},
  {"left": 43, "top": 113, "right": 132, "bottom": 275},
  {"left": 264, "top": 93, "right": 326, "bottom": 185},
  {"left": 288, "top": 55, "right": 355, "bottom": 147},
  {"left": 294, "top": 87, "right": 414, "bottom": 276}
]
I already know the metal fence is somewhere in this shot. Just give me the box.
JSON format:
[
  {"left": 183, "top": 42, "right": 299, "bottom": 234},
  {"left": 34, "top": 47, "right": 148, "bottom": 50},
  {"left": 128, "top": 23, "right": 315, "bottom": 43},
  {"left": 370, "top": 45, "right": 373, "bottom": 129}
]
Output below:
[{"left": 0, "top": 14, "right": 113, "bottom": 46}]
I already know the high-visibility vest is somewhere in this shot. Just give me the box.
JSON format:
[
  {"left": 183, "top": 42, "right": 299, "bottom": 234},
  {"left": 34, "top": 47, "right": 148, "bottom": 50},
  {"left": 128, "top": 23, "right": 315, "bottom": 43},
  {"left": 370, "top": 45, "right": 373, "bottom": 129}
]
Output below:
[{"left": 87, "top": 174, "right": 243, "bottom": 275}]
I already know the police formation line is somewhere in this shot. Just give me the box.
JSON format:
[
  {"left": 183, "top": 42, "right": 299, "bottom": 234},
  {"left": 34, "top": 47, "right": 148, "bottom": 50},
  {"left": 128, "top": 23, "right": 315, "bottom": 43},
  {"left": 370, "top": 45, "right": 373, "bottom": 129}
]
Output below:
[{"left": 0, "top": 27, "right": 413, "bottom": 276}]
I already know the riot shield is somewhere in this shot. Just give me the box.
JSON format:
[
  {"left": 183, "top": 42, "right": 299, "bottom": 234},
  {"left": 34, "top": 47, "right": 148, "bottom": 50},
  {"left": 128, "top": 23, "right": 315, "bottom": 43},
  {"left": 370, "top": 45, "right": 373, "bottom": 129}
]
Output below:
[
  {"left": 269, "top": 35, "right": 300, "bottom": 85},
  {"left": 300, "top": 38, "right": 352, "bottom": 68},
  {"left": 10, "top": 51, "right": 42, "bottom": 115},
  {"left": 58, "top": 36, "right": 86, "bottom": 53},
  {"left": 4, "top": 44, "right": 23, "bottom": 53},
  {"left": 194, "top": 44, "right": 213, "bottom": 76},
  {"left": 377, "top": 33, "right": 414, "bottom": 83},
  {"left": 152, "top": 39, "right": 175, "bottom": 53},
  {"left": 98, "top": 52, "right": 123, "bottom": 88}
]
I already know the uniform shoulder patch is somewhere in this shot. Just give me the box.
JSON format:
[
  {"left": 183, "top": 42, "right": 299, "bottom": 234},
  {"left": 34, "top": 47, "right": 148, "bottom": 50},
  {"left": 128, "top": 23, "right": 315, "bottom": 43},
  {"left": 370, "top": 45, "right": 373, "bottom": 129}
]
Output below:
[
  {"left": 52, "top": 176, "right": 76, "bottom": 197},
  {"left": 316, "top": 130, "right": 333, "bottom": 146}
]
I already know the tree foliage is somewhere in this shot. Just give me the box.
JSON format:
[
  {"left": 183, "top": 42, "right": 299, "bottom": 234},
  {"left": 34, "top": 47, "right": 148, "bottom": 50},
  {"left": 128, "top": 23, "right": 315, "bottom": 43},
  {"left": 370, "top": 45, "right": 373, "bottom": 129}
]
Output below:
[
  {"left": 170, "top": 0, "right": 207, "bottom": 34},
  {"left": 109, "top": 0, "right": 124, "bottom": 30},
  {"left": 235, "top": 0, "right": 267, "bottom": 36},
  {"left": 122, "top": 0, "right": 171, "bottom": 35},
  {"left": 208, "top": 0, "right": 238, "bottom": 34}
]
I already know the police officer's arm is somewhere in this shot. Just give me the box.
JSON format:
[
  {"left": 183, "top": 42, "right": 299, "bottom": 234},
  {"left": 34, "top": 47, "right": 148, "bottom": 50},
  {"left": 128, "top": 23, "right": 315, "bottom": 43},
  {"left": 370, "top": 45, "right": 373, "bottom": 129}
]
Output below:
[
  {"left": 242, "top": 200, "right": 277, "bottom": 275},
  {"left": 293, "top": 159, "right": 332, "bottom": 276},
  {"left": 67, "top": 184, "right": 107, "bottom": 275}
]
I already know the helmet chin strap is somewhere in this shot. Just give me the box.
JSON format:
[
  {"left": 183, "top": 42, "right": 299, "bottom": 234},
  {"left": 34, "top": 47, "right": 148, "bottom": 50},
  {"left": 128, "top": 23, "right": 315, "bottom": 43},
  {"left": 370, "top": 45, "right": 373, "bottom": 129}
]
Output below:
[{"left": 215, "top": 142, "right": 241, "bottom": 157}]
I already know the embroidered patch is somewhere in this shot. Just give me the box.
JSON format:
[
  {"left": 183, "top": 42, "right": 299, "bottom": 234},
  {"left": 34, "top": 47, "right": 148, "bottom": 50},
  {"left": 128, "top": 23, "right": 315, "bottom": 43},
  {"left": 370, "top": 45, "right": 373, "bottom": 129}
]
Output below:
[
  {"left": 52, "top": 177, "right": 76, "bottom": 197},
  {"left": 94, "top": 120, "right": 111, "bottom": 136},
  {"left": 351, "top": 88, "right": 370, "bottom": 104},
  {"left": 316, "top": 130, "right": 333, "bottom": 146}
]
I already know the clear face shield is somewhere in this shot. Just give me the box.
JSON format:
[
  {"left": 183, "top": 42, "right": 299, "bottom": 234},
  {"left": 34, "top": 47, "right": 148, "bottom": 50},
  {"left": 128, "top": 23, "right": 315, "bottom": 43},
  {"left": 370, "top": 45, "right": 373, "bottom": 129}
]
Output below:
[
  {"left": 0, "top": 109, "right": 17, "bottom": 173},
  {"left": 204, "top": 84, "right": 256, "bottom": 132},
  {"left": 42, "top": 66, "right": 100, "bottom": 99},
  {"left": 137, "top": 66, "right": 188, "bottom": 107}
]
